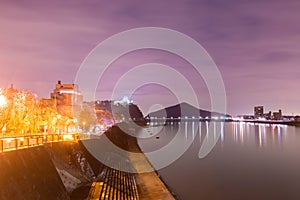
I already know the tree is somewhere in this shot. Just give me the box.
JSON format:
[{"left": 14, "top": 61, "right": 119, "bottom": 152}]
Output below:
[
  {"left": 78, "top": 109, "right": 97, "bottom": 132},
  {"left": 0, "top": 86, "right": 77, "bottom": 136},
  {"left": 2, "top": 89, "right": 38, "bottom": 135}
]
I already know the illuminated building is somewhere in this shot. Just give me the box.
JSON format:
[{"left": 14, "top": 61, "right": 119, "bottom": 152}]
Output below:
[
  {"left": 113, "top": 96, "right": 133, "bottom": 105},
  {"left": 254, "top": 106, "right": 264, "bottom": 119},
  {"left": 39, "top": 98, "right": 56, "bottom": 109},
  {"left": 51, "top": 80, "right": 83, "bottom": 118}
]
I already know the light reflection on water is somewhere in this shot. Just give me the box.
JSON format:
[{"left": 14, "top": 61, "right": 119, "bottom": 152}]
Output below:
[
  {"left": 141, "top": 121, "right": 287, "bottom": 150},
  {"left": 138, "top": 122, "right": 300, "bottom": 200}
]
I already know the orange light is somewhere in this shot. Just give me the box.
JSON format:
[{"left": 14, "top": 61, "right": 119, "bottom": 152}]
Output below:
[
  {"left": 0, "top": 94, "right": 6, "bottom": 107},
  {"left": 63, "top": 134, "right": 74, "bottom": 140}
]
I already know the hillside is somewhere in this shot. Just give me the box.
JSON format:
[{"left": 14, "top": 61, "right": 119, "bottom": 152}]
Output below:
[{"left": 146, "top": 102, "right": 230, "bottom": 119}]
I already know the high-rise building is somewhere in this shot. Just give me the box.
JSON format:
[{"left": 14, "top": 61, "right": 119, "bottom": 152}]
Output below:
[
  {"left": 254, "top": 106, "right": 264, "bottom": 119},
  {"left": 51, "top": 80, "right": 83, "bottom": 118}
]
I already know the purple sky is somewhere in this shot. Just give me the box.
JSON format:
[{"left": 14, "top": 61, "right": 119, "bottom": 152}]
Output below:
[{"left": 1, "top": 0, "right": 300, "bottom": 115}]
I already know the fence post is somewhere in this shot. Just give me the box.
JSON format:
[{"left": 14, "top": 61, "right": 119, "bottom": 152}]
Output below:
[
  {"left": 44, "top": 135, "right": 47, "bottom": 144},
  {"left": 0, "top": 139, "right": 3, "bottom": 152},
  {"left": 15, "top": 138, "right": 18, "bottom": 150}
]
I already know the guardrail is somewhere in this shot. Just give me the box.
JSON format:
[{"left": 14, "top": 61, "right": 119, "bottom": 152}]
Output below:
[{"left": 0, "top": 133, "right": 80, "bottom": 152}]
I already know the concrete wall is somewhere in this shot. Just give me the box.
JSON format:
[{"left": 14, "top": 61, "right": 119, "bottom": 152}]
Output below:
[
  {"left": 0, "top": 146, "right": 69, "bottom": 200},
  {"left": 44, "top": 142, "right": 95, "bottom": 194}
]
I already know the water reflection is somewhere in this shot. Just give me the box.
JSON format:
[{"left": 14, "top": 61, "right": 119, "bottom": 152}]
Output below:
[
  {"left": 199, "top": 122, "right": 202, "bottom": 144},
  {"left": 192, "top": 121, "right": 195, "bottom": 140},
  {"left": 220, "top": 122, "right": 224, "bottom": 142},
  {"left": 139, "top": 122, "right": 299, "bottom": 200},
  {"left": 145, "top": 121, "right": 287, "bottom": 149},
  {"left": 253, "top": 123, "right": 286, "bottom": 148},
  {"left": 184, "top": 121, "right": 188, "bottom": 141}
]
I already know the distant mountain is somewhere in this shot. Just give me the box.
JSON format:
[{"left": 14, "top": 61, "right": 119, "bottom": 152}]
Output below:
[{"left": 146, "top": 102, "right": 230, "bottom": 119}]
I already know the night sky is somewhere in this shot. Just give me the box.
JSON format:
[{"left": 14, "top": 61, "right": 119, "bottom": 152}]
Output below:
[{"left": 1, "top": 0, "right": 300, "bottom": 115}]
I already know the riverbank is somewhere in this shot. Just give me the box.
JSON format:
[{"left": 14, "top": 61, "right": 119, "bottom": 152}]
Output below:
[
  {"left": 150, "top": 118, "right": 300, "bottom": 127},
  {"left": 0, "top": 125, "right": 176, "bottom": 199},
  {"left": 0, "top": 142, "right": 90, "bottom": 200},
  {"left": 232, "top": 119, "right": 300, "bottom": 126},
  {"left": 104, "top": 124, "right": 176, "bottom": 199}
]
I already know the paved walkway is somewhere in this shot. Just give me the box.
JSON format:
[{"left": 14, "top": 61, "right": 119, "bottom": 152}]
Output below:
[
  {"left": 85, "top": 124, "right": 176, "bottom": 200},
  {"left": 128, "top": 150, "right": 175, "bottom": 200},
  {"left": 134, "top": 171, "right": 175, "bottom": 200}
]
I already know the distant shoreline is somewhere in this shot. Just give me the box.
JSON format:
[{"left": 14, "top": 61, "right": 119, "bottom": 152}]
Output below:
[
  {"left": 146, "top": 118, "right": 300, "bottom": 127},
  {"left": 231, "top": 119, "right": 300, "bottom": 126}
]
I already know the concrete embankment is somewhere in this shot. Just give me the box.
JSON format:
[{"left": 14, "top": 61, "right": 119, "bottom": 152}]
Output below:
[
  {"left": 81, "top": 124, "right": 175, "bottom": 199},
  {"left": 0, "top": 146, "right": 69, "bottom": 200},
  {"left": 0, "top": 141, "right": 98, "bottom": 200},
  {"left": 0, "top": 125, "right": 176, "bottom": 199},
  {"left": 44, "top": 142, "right": 96, "bottom": 194}
]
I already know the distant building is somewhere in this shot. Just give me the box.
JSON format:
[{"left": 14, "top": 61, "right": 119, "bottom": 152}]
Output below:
[
  {"left": 254, "top": 106, "right": 264, "bottom": 119},
  {"left": 50, "top": 80, "right": 83, "bottom": 118},
  {"left": 263, "top": 111, "right": 272, "bottom": 120},
  {"left": 237, "top": 115, "right": 254, "bottom": 120},
  {"left": 294, "top": 116, "right": 300, "bottom": 122},
  {"left": 113, "top": 96, "right": 133, "bottom": 105},
  {"left": 39, "top": 98, "right": 56, "bottom": 109},
  {"left": 272, "top": 109, "right": 282, "bottom": 120}
]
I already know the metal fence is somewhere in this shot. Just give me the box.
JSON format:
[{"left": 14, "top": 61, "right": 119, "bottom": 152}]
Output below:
[{"left": 0, "top": 133, "right": 79, "bottom": 152}]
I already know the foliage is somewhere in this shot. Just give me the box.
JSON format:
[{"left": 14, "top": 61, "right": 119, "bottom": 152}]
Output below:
[
  {"left": 0, "top": 87, "right": 74, "bottom": 136},
  {"left": 77, "top": 109, "right": 97, "bottom": 132}
]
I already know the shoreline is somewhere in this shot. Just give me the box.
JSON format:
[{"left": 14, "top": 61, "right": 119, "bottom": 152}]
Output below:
[
  {"left": 148, "top": 118, "right": 300, "bottom": 127},
  {"left": 231, "top": 119, "right": 300, "bottom": 126},
  {"left": 135, "top": 140, "right": 179, "bottom": 199},
  {"left": 105, "top": 123, "right": 176, "bottom": 199}
]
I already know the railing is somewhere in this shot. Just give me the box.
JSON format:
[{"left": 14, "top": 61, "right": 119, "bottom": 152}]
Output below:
[{"left": 0, "top": 133, "right": 80, "bottom": 152}]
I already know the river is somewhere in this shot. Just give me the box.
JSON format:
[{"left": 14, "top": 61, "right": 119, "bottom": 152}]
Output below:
[{"left": 138, "top": 121, "right": 300, "bottom": 200}]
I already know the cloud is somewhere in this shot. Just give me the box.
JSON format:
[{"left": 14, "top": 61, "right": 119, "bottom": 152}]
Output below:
[{"left": 0, "top": 0, "right": 300, "bottom": 114}]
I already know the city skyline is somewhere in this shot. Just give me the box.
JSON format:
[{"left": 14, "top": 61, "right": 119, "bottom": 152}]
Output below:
[
  {"left": 1, "top": 0, "right": 300, "bottom": 115},
  {"left": 1, "top": 81, "right": 295, "bottom": 118}
]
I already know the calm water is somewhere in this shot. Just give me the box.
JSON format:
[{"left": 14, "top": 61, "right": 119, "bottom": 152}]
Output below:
[{"left": 138, "top": 122, "right": 300, "bottom": 200}]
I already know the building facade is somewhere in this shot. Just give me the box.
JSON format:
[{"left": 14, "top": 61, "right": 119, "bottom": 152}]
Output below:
[
  {"left": 254, "top": 106, "right": 264, "bottom": 119},
  {"left": 51, "top": 80, "right": 83, "bottom": 118},
  {"left": 272, "top": 109, "right": 282, "bottom": 120}
]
